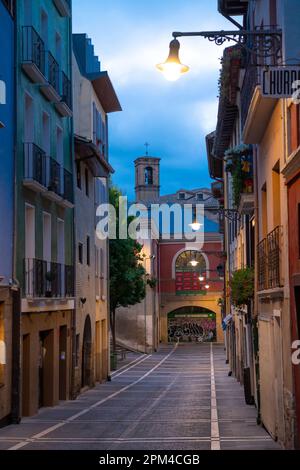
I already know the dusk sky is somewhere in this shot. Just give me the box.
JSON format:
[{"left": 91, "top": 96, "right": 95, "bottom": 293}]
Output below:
[{"left": 72, "top": 0, "right": 230, "bottom": 199}]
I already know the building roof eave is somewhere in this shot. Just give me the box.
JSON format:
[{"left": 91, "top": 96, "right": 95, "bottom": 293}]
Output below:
[
  {"left": 74, "top": 135, "right": 115, "bottom": 177},
  {"left": 87, "top": 71, "right": 122, "bottom": 113}
]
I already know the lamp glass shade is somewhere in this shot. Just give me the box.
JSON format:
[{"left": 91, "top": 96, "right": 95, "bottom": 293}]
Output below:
[
  {"left": 205, "top": 284, "right": 210, "bottom": 290},
  {"left": 156, "top": 39, "right": 189, "bottom": 81},
  {"left": 199, "top": 276, "right": 205, "bottom": 282}
]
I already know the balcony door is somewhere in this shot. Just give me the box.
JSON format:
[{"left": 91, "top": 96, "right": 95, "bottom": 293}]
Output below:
[
  {"left": 57, "top": 219, "right": 65, "bottom": 295},
  {"left": 25, "top": 204, "right": 35, "bottom": 296},
  {"left": 56, "top": 126, "right": 64, "bottom": 195},
  {"left": 43, "top": 212, "right": 51, "bottom": 291},
  {"left": 24, "top": 93, "right": 34, "bottom": 143}
]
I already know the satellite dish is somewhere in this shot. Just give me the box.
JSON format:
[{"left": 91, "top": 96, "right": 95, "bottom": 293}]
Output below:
[{"left": 0, "top": 80, "right": 6, "bottom": 105}]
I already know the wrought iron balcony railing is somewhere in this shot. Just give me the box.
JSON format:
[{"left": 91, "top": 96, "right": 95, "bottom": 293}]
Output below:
[
  {"left": 22, "top": 26, "right": 45, "bottom": 80},
  {"left": 241, "top": 63, "right": 259, "bottom": 130},
  {"left": 24, "top": 258, "right": 74, "bottom": 298},
  {"left": 257, "top": 226, "right": 282, "bottom": 291},
  {"left": 24, "top": 143, "right": 47, "bottom": 188},
  {"left": 267, "top": 226, "right": 281, "bottom": 289},
  {"left": 46, "top": 50, "right": 60, "bottom": 95},
  {"left": 257, "top": 238, "right": 267, "bottom": 291},
  {"left": 47, "top": 157, "right": 62, "bottom": 195}
]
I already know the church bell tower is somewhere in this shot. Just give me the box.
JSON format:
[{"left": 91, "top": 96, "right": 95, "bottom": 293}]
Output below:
[{"left": 135, "top": 156, "right": 160, "bottom": 203}]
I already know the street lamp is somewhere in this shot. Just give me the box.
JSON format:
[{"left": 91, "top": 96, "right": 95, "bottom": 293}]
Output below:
[
  {"left": 156, "top": 39, "right": 189, "bottom": 81},
  {"left": 157, "top": 29, "right": 282, "bottom": 80},
  {"left": 189, "top": 221, "right": 203, "bottom": 231},
  {"left": 190, "top": 259, "right": 199, "bottom": 267}
]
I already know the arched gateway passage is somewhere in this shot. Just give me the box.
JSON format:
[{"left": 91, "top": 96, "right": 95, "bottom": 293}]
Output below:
[
  {"left": 82, "top": 315, "right": 92, "bottom": 388},
  {"left": 168, "top": 306, "right": 216, "bottom": 343}
]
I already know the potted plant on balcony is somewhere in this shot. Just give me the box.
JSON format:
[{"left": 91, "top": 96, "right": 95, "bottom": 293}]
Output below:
[
  {"left": 218, "top": 47, "right": 243, "bottom": 102},
  {"left": 225, "top": 144, "right": 253, "bottom": 206},
  {"left": 230, "top": 267, "right": 254, "bottom": 309},
  {"left": 45, "top": 270, "right": 54, "bottom": 297}
]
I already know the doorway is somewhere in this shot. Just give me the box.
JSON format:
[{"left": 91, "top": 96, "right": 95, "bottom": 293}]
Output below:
[
  {"left": 22, "top": 334, "right": 30, "bottom": 416},
  {"left": 59, "top": 325, "right": 67, "bottom": 400},
  {"left": 39, "top": 330, "right": 54, "bottom": 408},
  {"left": 81, "top": 316, "right": 92, "bottom": 388}
]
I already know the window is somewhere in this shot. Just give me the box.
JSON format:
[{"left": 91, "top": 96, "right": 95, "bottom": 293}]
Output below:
[
  {"left": 78, "top": 243, "right": 83, "bottom": 264},
  {"left": 87, "top": 236, "right": 90, "bottom": 266},
  {"left": 76, "top": 162, "right": 81, "bottom": 189},
  {"left": 197, "top": 193, "right": 204, "bottom": 201},
  {"left": 179, "top": 192, "right": 185, "bottom": 200},
  {"left": 42, "top": 112, "right": 50, "bottom": 155},
  {"left": 100, "top": 247, "right": 104, "bottom": 295},
  {"left": 55, "top": 32, "right": 62, "bottom": 66},
  {"left": 25, "top": 204, "right": 35, "bottom": 260},
  {"left": 41, "top": 9, "right": 48, "bottom": 49},
  {"left": 261, "top": 183, "right": 268, "bottom": 238},
  {"left": 75, "top": 334, "right": 80, "bottom": 367},
  {"left": 2, "top": 0, "right": 15, "bottom": 16},
  {"left": 272, "top": 161, "right": 281, "bottom": 228},
  {"left": 56, "top": 127, "right": 64, "bottom": 191},
  {"left": 85, "top": 168, "right": 89, "bottom": 197},
  {"left": 95, "top": 247, "right": 100, "bottom": 295},
  {"left": 175, "top": 251, "right": 206, "bottom": 294},
  {"left": 145, "top": 167, "right": 153, "bottom": 185},
  {"left": 289, "top": 104, "right": 300, "bottom": 154},
  {"left": 42, "top": 213, "right": 51, "bottom": 263}
]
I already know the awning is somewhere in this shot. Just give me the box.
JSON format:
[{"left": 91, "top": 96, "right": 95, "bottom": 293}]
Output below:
[{"left": 74, "top": 135, "right": 115, "bottom": 178}]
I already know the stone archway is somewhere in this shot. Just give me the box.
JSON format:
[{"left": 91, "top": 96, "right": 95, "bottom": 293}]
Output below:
[
  {"left": 167, "top": 306, "right": 217, "bottom": 343},
  {"left": 160, "top": 296, "right": 223, "bottom": 344},
  {"left": 82, "top": 315, "right": 92, "bottom": 388}
]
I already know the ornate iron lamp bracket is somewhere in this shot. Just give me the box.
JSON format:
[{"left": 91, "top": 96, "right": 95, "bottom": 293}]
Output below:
[{"left": 172, "top": 30, "right": 282, "bottom": 60}]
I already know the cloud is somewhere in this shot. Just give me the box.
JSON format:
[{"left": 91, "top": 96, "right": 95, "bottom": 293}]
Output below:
[{"left": 72, "top": 0, "right": 229, "bottom": 198}]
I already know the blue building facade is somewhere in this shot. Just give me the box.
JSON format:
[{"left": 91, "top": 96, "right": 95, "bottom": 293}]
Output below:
[
  {"left": 0, "top": 0, "right": 14, "bottom": 283},
  {"left": 0, "top": 0, "right": 16, "bottom": 426}
]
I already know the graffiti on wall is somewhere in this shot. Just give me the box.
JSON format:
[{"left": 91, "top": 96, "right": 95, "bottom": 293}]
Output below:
[{"left": 168, "top": 317, "right": 216, "bottom": 343}]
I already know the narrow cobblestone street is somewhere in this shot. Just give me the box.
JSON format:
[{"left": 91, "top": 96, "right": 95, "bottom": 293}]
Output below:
[{"left": 0, "top": 344, "right": 280, "bottom": 451}]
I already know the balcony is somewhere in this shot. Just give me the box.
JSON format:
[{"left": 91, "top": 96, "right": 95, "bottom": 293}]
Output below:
[
  {"left": 257, "top": 226, "right": 282, "bottom": 291},
  {"left": 44, "top": 157, "right": 62, "bottom": 203},
  {"left": 23, "top": 143, "right": 47, "bottom": 193},
  {"left": 238, "top": 191, "right": 255, "bottom": 215},
  {"left": 22, "top": 26, "right": 46, "bottom": 84},
  {"left": 42, "top": 158, "right": 74, "bottom": 208},
  {"left": 218, "top": 0, "right": 248, "bottom": 16},
  {"left": 40, "top": 51, "right": 61, "bottom": 102},
  {"left": 241, "top": 61, "right": 277, "bottom": 144},
  {"left": 24, "top": 258, "right": 74, "bottom": 298},
  {"left": 60, "top": 169, "right": 74, "bottom": 208},
  {"left": 55, "top": 71, "right": 72, "bottom": 117},
  {"left": 53, "top": 0, "right": 71, "bottom": 17}
]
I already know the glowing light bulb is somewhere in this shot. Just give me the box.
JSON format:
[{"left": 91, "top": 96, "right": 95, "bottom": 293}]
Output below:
[{"left": 156, "top": 39, "right": 189, "bottom": 81}]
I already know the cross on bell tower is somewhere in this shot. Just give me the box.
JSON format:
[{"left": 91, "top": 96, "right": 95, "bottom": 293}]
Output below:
[
  {"left": 144, "top": 142, "right": 150, "bottom": 156},
  {"left": 135, "top": 148, "right": 161, "bottom": 203}
]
